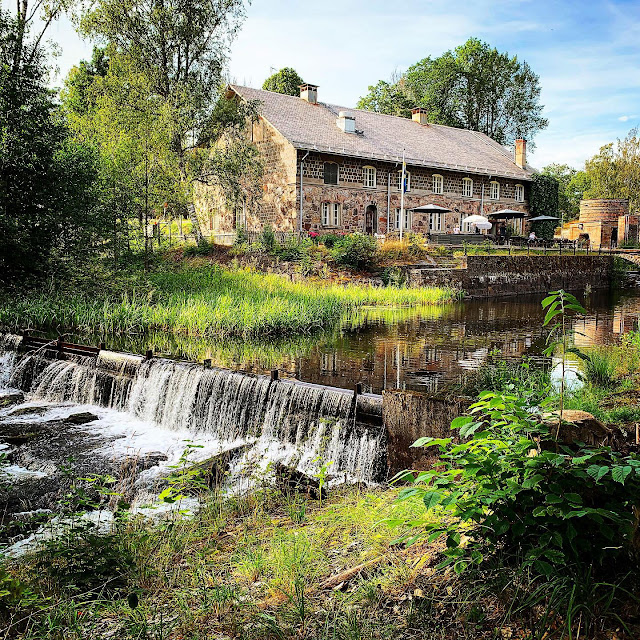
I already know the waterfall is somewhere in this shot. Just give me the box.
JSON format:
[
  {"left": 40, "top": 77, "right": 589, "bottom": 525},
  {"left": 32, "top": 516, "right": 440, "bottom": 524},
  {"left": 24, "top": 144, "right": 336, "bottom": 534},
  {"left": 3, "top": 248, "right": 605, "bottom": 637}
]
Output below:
[{"left": 0, "top": 337, "right": 385, "bottom": 483}]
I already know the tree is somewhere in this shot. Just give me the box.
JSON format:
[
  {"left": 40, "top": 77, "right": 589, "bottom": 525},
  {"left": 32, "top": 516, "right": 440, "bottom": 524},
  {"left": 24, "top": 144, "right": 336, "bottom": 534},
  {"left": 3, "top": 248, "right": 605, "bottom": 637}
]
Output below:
[
  {"left": 357, "top": 76, "right": 413, "bottom": 118},
  {"left": 262, "top": 67, "right": 304, "bottom": 96},
  {"left": 78, "top": 0, "right": 248, "bottom": 187},
  {"left": 584, "top": 129, "right": 640, "bottom": 212},
  {"left": 357, "top": 38, "right": 548, "bottom": 147},
  {"left": 541, "top": 164, "right": 590, "bottom": 223},
  {"left": 529, "top": 173, "right": 559, "bottom": 240},
  {"left": 0, "top": 8, "right": 104, "bottom": 286}
]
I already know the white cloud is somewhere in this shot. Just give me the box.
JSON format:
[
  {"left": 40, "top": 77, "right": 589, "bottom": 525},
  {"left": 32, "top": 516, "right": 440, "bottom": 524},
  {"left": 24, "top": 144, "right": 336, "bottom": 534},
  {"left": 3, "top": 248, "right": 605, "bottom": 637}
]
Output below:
[{"left": 618, "top": 115, "right": 638, "bottom": 122}]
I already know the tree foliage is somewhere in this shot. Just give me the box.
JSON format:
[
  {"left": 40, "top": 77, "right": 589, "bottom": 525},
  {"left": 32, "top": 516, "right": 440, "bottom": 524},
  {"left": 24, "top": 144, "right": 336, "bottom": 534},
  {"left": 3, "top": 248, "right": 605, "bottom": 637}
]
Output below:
[
  {"left": 60, "top": 0, "right": 260, "bottom": 262},
  {"left": 78, "top": 0, "right": 248, "bottom": 184},
  {"left": 529, "top": 173, "right": 560, "bottom": 240},
  {"left": 0, "top": 7, "right": 104, "bottom": 286},
  {"left": 530, "top": 173, "right": 559, "bottom": 216},
  {"left": 357, "top": 38, "right": 548, "bottom": 147},
  {"left": 262, "top": 67, "right": 304, "bottom": 96},
  {"left": 583, "top": 129, "right": 640, "bottom": 212},
  {"left": 542, "top": 163, "right": 591, "bottom": 223}
]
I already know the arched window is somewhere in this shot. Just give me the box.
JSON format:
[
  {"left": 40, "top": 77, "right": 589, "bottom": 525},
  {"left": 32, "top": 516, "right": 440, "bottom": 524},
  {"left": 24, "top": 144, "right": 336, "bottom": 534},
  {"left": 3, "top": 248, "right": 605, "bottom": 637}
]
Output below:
[
  {"left": 462, "top": 177, "right": 473, "bottom": 198},
  {"left": 398, "top": 170, "right": 411, "bottom": 192},
  {"left": 515, "top": 184, "right": 525, "bottom": 202},
  {"left": 323, "top": 162, "right": 339, "bottom": 185},
  {"left": 490, "top": 181, "right": 500, "bottom": 200},
  {"left": 363, "top": 166, "right": 377, "bottom": 188},
  {"left": 322, "top": 202, "right": 340, "bottom": 227},
  {"left": 432, "top": 174, "right": 443, "bottom": 194}
]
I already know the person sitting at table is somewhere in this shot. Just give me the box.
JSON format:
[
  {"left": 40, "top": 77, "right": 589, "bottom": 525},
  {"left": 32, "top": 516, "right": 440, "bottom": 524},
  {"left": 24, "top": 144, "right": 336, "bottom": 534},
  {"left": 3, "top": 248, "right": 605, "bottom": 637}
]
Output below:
[{"left": 528, "top": 230, "right": 537, "bottom": 243}]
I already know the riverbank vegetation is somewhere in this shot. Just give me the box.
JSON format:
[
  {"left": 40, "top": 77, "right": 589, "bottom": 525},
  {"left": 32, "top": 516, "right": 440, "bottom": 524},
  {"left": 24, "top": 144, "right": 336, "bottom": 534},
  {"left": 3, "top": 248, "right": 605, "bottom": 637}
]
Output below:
[
  {"left": 3, "top": 292, "right": 640, "bottom": 639},
  {"left": 0, "top": 260, "right": 455, "bottom": 340}
]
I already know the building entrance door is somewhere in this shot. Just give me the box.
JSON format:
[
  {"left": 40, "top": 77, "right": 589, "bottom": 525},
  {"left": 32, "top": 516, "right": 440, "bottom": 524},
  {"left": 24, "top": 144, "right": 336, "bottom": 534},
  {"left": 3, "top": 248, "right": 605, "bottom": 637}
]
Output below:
[{"left": 365, "top": 204, "right": 377, "bottom": 234}]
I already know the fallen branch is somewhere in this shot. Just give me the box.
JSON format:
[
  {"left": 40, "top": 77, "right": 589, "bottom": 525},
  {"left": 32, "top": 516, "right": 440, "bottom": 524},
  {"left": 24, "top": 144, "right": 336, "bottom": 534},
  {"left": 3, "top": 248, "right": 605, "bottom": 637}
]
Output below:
[{"left": 319, "top": 556, "right": 385, "bottom": 590}]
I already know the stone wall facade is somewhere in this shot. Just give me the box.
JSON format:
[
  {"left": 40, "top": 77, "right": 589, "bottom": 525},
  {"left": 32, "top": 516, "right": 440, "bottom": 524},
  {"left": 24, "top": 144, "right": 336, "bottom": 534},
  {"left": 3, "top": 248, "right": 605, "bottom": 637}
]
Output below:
[
  {"left": 406, "top": 255, "right": 614, "bottom": 298},
  {"left": 383, "top": 390, "right": 469, "bottom": 473},
  {"left": 298, "top": 152, "right": 530, "bottom": 235},
  {"left": 193, "top": 117, "right": 298, "bottom": 244}
]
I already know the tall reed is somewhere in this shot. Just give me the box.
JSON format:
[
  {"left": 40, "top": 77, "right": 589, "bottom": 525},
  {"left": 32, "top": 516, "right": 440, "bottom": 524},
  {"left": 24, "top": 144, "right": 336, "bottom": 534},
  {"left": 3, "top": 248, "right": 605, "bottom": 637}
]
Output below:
[{"left": 0, "top": 265, "right": 457, "bottom": 339}]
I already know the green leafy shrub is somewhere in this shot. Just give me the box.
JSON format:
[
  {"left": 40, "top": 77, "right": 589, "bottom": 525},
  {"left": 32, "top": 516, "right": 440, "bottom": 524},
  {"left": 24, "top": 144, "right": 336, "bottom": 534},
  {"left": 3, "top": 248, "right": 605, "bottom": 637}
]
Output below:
[
  {"left": 380, "top": 266, "right": 406, "bottom": 287},
  {"left": 459, "top": 354, "right": 551, "bottom": 405},
  {"left": 319, "top": 233, "right": 344, "bottom": 249},
  {"left": 396, "top": 391, "right": 640, "bottom": 576},
  {"left": 395, "top": 290, "right": 640, "bottom": 577},
  {"left": 234, "top": 226, "right": 249, "bottom": 247},
  {"left": 331, "top": 233, "right": 377, "bottom": 269},
  {"left": 259, "top": 225, "right": 277, "bottom": 254},
  {"left": 184, "top": 239, "right": 213, "bottom": 257},
  {"left": 279, "top": 236, "right": 310, "bottom": 262}
]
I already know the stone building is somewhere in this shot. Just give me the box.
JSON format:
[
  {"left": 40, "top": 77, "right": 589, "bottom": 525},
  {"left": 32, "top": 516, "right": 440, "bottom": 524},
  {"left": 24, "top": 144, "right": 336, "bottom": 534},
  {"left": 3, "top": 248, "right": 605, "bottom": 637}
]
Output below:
[
  {"left": 561, "top": 199, "right": 637, "bottom": 249},
  {"left": 195, "top": 84, "right": 535, "bottom": 243}
]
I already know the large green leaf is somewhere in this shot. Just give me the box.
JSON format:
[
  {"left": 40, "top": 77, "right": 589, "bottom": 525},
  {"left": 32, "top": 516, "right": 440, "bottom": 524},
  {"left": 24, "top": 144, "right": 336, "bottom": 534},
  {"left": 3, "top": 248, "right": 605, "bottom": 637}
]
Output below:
[
  {"left": 422, "top": 490, "right": 444, "bottom": 510},
  {"left": 611, "top": 465, "right": 632, "bottom": 485}
]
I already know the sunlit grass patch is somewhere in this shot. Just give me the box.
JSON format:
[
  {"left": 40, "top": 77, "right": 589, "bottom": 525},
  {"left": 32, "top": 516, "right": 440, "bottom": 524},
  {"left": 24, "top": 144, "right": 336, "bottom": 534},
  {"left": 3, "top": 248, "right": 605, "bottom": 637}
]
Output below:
[{"left": 0, "top": 264, "right": 457, "bottom": 339}]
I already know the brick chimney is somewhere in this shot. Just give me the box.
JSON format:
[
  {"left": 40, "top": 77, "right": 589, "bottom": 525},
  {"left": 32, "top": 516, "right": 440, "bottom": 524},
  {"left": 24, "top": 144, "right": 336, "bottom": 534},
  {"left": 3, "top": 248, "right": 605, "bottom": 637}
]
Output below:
[
  {"left": 515, "top": 139, "right": 527, "bottom": 168},
  {"left": 299, "top": 83, "right": 318, "bottom": 104},
  {"left": 412, "top": 107, "right": 429, "bottom": 125}
]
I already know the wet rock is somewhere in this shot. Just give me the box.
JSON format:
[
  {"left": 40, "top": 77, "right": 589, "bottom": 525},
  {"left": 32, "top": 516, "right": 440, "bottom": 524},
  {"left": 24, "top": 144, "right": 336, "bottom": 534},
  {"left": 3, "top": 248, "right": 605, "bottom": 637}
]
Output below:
[
  {"left": 63, "top": 412, "right": 99, "bottom": 425},
  {"left": 7, "top": 405, "right": 49, "bottom": 417},
  {"left": 1, "top": 432, "right": 38, "bottom": 446},
  {"left": 545, "top": 410, "right": 614, "bottom": 447},
  {"left": 0, "top": 392, "right": 24, "bottom": 408},
  {"left": 274, "top": 463, "right": 326, "bottom": 500},
  {"left": 189, "top": 445, "right": 250, "bottom": 490}
]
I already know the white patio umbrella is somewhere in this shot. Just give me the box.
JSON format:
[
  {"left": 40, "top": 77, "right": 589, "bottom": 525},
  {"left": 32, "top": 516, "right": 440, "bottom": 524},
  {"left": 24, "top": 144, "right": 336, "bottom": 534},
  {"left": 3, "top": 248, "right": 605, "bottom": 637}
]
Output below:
[
  {"left": 461, "top": 214, "right": 490, "bottom": 225},
  {"left": 473, "top": 221, "right": 493, "bottom": 230}
]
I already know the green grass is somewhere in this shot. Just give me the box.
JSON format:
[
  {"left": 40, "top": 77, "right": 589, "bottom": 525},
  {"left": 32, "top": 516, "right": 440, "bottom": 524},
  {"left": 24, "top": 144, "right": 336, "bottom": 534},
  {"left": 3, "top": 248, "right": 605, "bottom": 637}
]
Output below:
[{"left": 0, "top": 264, "right": 457, "bottom": 340}]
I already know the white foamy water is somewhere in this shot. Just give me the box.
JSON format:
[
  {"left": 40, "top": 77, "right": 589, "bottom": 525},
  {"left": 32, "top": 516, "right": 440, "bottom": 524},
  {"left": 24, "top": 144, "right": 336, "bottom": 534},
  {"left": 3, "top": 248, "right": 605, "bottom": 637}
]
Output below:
[{"left": 0, "top": 339, "right": 384, "bottom": 488}]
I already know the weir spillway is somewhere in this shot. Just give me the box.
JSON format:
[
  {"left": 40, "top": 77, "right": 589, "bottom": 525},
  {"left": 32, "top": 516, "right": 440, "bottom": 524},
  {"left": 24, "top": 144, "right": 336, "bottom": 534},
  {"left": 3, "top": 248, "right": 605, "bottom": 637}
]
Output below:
[{"left": 1, "top": 335, "right": 386, "bottom": 484}]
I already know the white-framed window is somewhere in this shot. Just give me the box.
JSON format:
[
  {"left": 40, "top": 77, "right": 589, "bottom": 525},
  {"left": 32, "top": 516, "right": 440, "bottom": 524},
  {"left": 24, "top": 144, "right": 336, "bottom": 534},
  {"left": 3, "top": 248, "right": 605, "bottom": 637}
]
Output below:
[
  {"left": 398, "top": 170, "right": 411, "bottom": 192},
  {"left": 432, "top": 174, "right": 443, "bottom": 194},
  {"left": 429, "top": 212, "right": 442, "bottom": 232},
  {"left": 323, "top": 162, "right": 339, "bottom": 185},
  {"left": 515, "top": 183, "right": 525, "bottom": 202},
  {"left": 394, "top": 208, "right": 412, "bottom": 230},
  {"left": 462, "top": 177, "right": 473, "bottom": 198},
  {"left": 490, "top": 181, "right": 500, "bottom": 200},
  {"left": 363, "top": 166, "right": 376, "bottom": 188},
  {"left": 321, "top": 202, "right": 340, "bottom": 227}
]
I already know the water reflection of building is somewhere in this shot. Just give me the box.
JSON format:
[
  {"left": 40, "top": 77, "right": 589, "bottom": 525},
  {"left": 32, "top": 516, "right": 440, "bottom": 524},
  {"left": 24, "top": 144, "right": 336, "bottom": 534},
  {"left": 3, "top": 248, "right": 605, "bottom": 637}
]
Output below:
[
  {"left": 167, "top": 291, "right": 639, "bottom": 395},
  {"left": 574, "top": 295, "right": 640, "bottom": 348},
  {"left": 297, "top": 298, "right": 549, "bottom": 394}
]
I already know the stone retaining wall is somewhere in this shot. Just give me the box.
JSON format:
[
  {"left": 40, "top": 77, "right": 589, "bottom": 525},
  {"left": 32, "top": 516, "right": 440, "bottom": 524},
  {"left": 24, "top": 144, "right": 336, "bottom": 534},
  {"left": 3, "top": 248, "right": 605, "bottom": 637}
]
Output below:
[
  {"left": 406, "top": 255, "right": 614, "bottom": 298},
  {"left": 383, "top": 391, "right": 469, "bottom": 473}
]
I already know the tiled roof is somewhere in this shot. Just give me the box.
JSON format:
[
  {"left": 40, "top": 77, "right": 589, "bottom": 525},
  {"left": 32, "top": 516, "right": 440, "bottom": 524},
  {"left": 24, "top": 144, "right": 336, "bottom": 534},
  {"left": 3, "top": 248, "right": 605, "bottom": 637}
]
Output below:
[{"left": 230, "top": 85, "right": 534, "bottom": 181}]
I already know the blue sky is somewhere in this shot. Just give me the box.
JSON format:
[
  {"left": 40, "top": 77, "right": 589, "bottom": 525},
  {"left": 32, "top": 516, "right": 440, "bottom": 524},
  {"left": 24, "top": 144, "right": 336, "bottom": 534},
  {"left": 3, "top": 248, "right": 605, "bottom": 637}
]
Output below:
[{"left": 12, "top": 0, "right": 640, "bottom": 169}]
